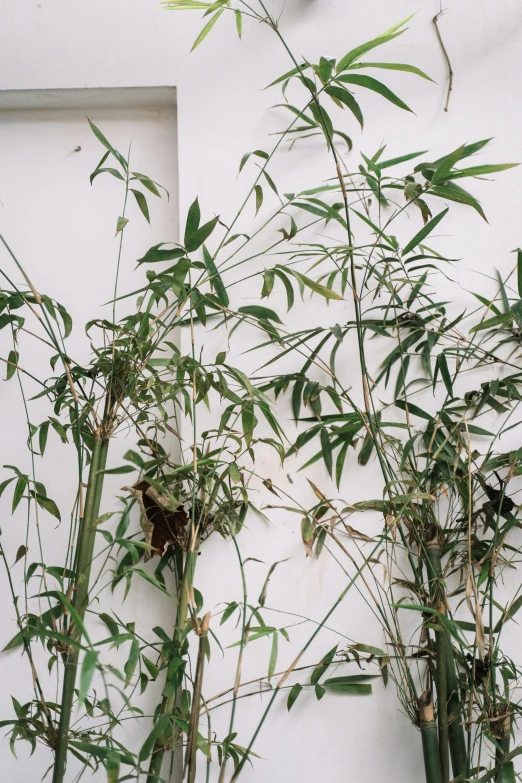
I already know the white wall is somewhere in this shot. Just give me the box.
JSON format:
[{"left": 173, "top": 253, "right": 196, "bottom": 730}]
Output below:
[{"left": 0, "top": 1, "right": 522, "bottom": 782}]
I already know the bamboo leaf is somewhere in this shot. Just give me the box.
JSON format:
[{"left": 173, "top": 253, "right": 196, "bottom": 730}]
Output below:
[
  {"left": 268, "top": 632, "right": 278, "bottom": 678},
  {"left": 203, "top": 245, "right": 229, "bottom": 307},
  {"left": 395, "top": 399, "right": 432, "bottom": 421},
  {"left": 139, "top": 716, "right": 169, "bottom": 762},
  {"left": 191, "top": 8, "right": 224, "bottom": 50},
  {"left": 436, "top": 353, "right": 453, "bottom": 397},
  {"left": 349, "top": 61, "right": 433, "bottom": 81},
  {"left": 254, "top": 184, "right": 263, "bottom": 214},
  {"left": 469, "top": 312, "right": 512, "bottom": 333},
  {"left": 336, "top": 31, "right": 404, "bottom": 72},
  {"left": 320, "top": 428, "right": 333, "bottom": 476},
  {"left": 446, "top": 163, "right": 519, "bottom": 181},
  {"left": 186, "top": 216, "right": 219, "bottom": 253},
  {"left": 124, "top": 638, "right": 140, "bottom": 686},
  {"left": 184, "top": 198, "right": 201, "bottom": 244},
  {"left": 325, "top": 86, "right": 364, "bottom": 128},
  {"left": 287, "top": 683, "right": 303, "bottom": 710},
  {"left": 402, "top": 208, "right": 448, "bottom": 256},
  {"left": 494, "top": 595, "right": 522, "bottom": 633},
  {"left": 130, "top": 189, "right": 150, "bottom": 223},
  {"left": 238, "top": 305, "right": 282, "bottom": 323},
  {"left": 234, "top": 9, "right": 242, "bottom": 38},
  {"left": 311, "top": 645, "right": 338, "bottom": 684},
  {"left": 336, "top": 74, "right": 412, "bottom": 112},
  {"left": 79, "top": 650, "right": 98, "bottom": 705}
]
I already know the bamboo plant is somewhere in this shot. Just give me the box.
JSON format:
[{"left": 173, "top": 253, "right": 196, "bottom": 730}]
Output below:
[
  {"left": 159, "top": 4, "right": 522, "bottom": 782},
  {"left": 2, "top": 4, "right": 522, "bottom": 783}
]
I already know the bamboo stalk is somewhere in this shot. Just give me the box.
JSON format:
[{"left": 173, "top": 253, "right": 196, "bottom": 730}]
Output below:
[
  {"left": 445, "top": 634, "right": 467, "bottom": 779},
  {"left": 147, "top": 548, "right": 198, "bottom": 783},
  {"left": 425, "top": 539, "right": 449, "bottom": 783},
  {"left": 52, "top": 433, "right": 107, "bottom": 783},
  {"left": 419, "top": 691, "right": 444, "bottom": 783},
  {"left": 434, "top": 619, "right": 449, "bottom": 783},
  {"left": 495, "top": 710, "right": 515, "bottom": 783},
  {"left": 186, "top": 611, "right": 211, "bottom": 783}
]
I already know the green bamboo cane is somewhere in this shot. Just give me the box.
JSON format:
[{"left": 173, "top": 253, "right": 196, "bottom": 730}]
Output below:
[
  {"left": 495, "top": 711, "right": 515, "bottom": 783},
  {"left": 186, "top": 611, "right": 210, "bottom": 783},
  {"left": 147, "top": 548, "right": 198, "bottom": 783},
  {"left": 52, "top": 432, "right": 107, "bottom": 783},
  {"left": 425, "top": 538, "right": 450, "bottom": 783},
  {"left": 419, "top": 690, "right": 444, "bottom": 783},
  {"left": 445, "top": 634, "right": 467, "bottom": 779}
]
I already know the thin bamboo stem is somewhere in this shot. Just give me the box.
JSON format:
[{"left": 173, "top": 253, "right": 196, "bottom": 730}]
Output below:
[
  {"left": 147, "top": 548, "right": 198, "bottom": 783},
  {"left": 425, "top": 539, "right": 449, "bottom": 783},
  {"left": 186, "top": 612, "right": 211, "bottom": 783},
  {"left": 52, "top": 433, "right": 106, "bottom": 783}
]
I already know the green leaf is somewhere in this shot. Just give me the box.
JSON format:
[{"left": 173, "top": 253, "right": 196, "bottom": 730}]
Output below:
[
  {"left": 69, "top": 740, "right": 133, "bottom": 766},
  {"left": 99, "top": 465, "right": 136, "bottom": 475},
  {"left": 494, "top": 595, "right": 522, "bottom": 633},
  {"left": 395, "top": 399, "right": 432, "bottom": 421},
  {"left": 436, "top": 353, "right": 453, "bottom": 397},
  {"left": 446, "top": 163, "right": 519, "bottom": 181},
  {"left": 90, "top": 167, "right": 125, "bottom": 185},
  {"left": 6, "top": 350, "right": 18, "bottom": 381},
  {"left": 431, "top": 144, "right": 466, "bottom": 184},
  {"left": 137, "top": 244, "right": 184, "bottom": 265},
  {"left": 324, "top": 677, "right": 373, "bottom": 694},
  {"left": 309, "top": 102, "right": 334, "bottom": 144},
  {"left": 234, "top": 9, "right": 242, "bottom": 38},
  {"left": 336, "top": 31, "right": 404, "bottom": 72},
  {"left": 311, "top": 645, "right": 338, "bottom": 684},
  {"left": 335, "top": 441, "right": 349, "bottom": 489},
  {"left": 139, "top": 716, "right": 169, "bottom": 762},
  {"left": 266, "top": 62, "right": 311, "bottom": 88},
  {"left": 79, "top": 650, "right": 98, "bottom": 705},
  {"left": 106, "top": 751, "right": 121, "bottom": 783},
  {"left": 428, "top": 183, "right": 486, "bottom": 220},
  {"left": 12, "top": 475, "right": 27, "bottom": 513},
  {"left": 202, "top": 245, "right": 229, "bottom": 307},
  {"left": 320, "top": 428, "right": 332, "bottom": 476},
  {"left": 191, "top": 8, "right": 224, "bottom": 50},
  {"left": 402, "top": 208, "right": 448, "bottom": 256},
  {"left": 325, "top": 86, "right": 364, "bottom": 128},
  {"left": 116, "top": 216, "right": 129, "bottom": 235},
  {"left": 87, "top": 119, "right": 127, "bottom": 170},
  {"left": 184, "top": 198, "right": 201, "bottom": 244},
  {"left": 239, "top": 149, "right": 269, "bottom": 173},
  {"left": 238, "top": 305, "right": 282, "bottom": 323},
  {"left": 124, "top": 638, "right": 140, "bottom": 687},
  {"left": 287, "top": 683, "right": 303, "bottom": 711},
  {"left": 469, "top": 312, "right": 512, "bottom": 333},
  {"left": 186, "top": 216, "right": 219, "bottom": 253},
  {"left": 130, "top": 189, "right": 150, "bottom": 223},
  {"left": 14, "top": 545, "right": 27, "bottom": 565},
  {"left": 379, "top": 150, "right": 428, "bottom": 169},
  {"left": 349, "top": 61, "right": 433, "bottom": 81},
  {"left": 336, "top": 74, "right": 411, "bottom": 112},
  {"left": 268, "top": 632, "right": 278, "bottom": 678},
  {"left": 292, "top": 270, "right": 343, "bottom": 301},
  {"left": 255, "top": 184, "right": 263, "bottom": 215},
  {"left": 131, "top": 171, "right": 163, "bottom": 197},
  {"left": 220, "top": 602, "right": 239, "bottom": 625}
]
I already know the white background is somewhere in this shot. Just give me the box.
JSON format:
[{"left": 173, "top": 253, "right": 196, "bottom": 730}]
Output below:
[{"left": 0, "top": 1, "right": 522, "bottom": 782}]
